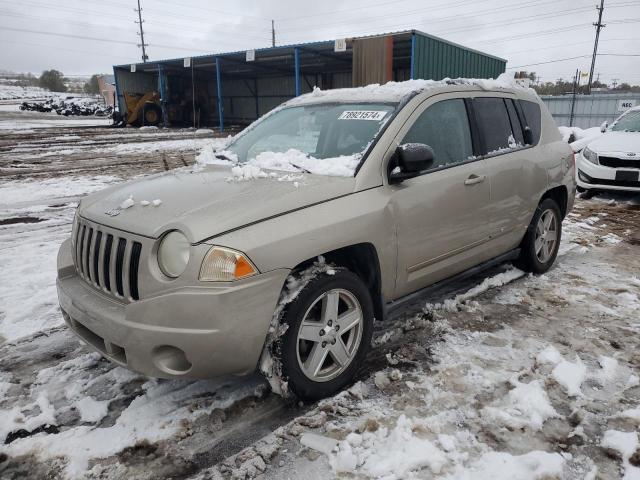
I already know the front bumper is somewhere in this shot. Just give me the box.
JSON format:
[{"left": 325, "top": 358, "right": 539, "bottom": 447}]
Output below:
[
  {"left": 57, "top": 238, "right": 289, "bottom": 379},
  {"left": 577, "top": 155, "right": 640, "bottom": 192}
]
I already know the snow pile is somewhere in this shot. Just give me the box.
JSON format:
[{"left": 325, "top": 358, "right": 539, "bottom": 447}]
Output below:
[
  {"left": 74, "top": 396, "right": 109, "bottom": 423},
  {"left": 537, "top": 347, "right": 587, "bottom": 397},
  {"left": 558, "top": 126, "right": 602, "bottom": 152},
  {"left": 482, "top": 379, "right": 559, "bottom": 431},
  {"left": 444, "top": 450, "right": 565, "bottom": 480},
  {"left": 291, "top": 73, "right": 529, "bottom": 106},
  {"left": 425, "top": 267, "right": 524, "bottom": 312},
  {"left": 252, "top": 149, "right": 361, "bottom": 177},
  {"left": 329, "top": 414, "right": 448, "bottom": 477},
  {"left": 195, "top": 139, "right": 234, "bottom": 165},
  {"left": 119, "top": 195, "right": 135, "bottom": 209},
  {"left": 229, "top": 164, "right": 268, "bottom": 181},
  {"left": 199, "top": 146, "right": 361, "bottom": 178},
  {"left": 601, "top": 430, "right": 640, "bottom": 479}
]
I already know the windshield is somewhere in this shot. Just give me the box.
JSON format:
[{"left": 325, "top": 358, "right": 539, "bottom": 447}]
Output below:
[
  {"left": 611, "top": 110, "right": 640, "bottom": 132},
  {"left": 224, "top": 103, "right": 396, "bottom": 174}
]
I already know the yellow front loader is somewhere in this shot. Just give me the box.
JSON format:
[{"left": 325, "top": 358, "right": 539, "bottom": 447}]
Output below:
[{"left": 122, "top": 91, "right": 163, "bottom": 126}]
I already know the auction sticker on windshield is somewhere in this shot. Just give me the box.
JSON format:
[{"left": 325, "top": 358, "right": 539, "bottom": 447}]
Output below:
[{"left": 338, "top": 110, "right": 388, "bottom": 121}]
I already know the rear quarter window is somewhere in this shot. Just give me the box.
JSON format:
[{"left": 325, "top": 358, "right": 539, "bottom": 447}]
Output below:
[{"left": 519, "top": 100, "right": 542, "bottom": 145}]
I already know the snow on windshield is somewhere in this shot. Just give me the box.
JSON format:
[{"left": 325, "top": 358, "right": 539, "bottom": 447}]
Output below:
[{"left": 197, "top": 104, "right": 394, "bottom": 177}]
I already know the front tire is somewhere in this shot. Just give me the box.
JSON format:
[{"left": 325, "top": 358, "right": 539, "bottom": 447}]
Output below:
[
  {"left": 276, "top": 269, "right": 374, "bottom": 400},
  {"left": 517, "top": 198, "right": 562, "bottom": 274}
]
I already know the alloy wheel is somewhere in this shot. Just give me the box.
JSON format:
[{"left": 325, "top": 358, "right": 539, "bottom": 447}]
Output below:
[
  {"left": 296, "top": 288, "right": 363, "bottom": 382},
  {"left": 535, "top": 209, "right": 558, "bottom": 263}
]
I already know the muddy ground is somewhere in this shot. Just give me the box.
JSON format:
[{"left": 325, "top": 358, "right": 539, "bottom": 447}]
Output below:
[{"left": 1, "top": 108, "right": 639, "bottom": 479}]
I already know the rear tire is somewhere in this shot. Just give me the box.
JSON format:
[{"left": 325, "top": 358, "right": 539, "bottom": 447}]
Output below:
[
  {"left": 275, "top": 269, "right": 374, "bottom": 400},
  {"left": 516, "top": 198, "right": 562, "bottom": 274}
]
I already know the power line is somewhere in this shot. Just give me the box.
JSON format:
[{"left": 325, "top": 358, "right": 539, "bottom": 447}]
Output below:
[
  {"left": 0, "top": 0, "right": 271, "bottom": 39},
  {"left": 588, "top": 0, "right": 606, "bottom": 92},
  {"left": 506, "top": 55, "right": 592, "bottom": 69},
  {"left": 0, "top": 11, "right": 266, "bottom": 51},
  {"left": 278, "top": 0, "right": 583, "bottom": 33},
  {"left": 0, "top": 26, "right": 214, "bottom": 54},
  {"left": 495, "top": 38, "right": 640, "bottom": 56},
  {"left": 135, "top": 0, "right": 148, "bottom": 62}
]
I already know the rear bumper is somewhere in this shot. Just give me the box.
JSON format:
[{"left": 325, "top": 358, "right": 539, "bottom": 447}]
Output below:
[
  {"left": 57, "top": 238, "right": 289, "bottom": 379},
  {"left": 577, "top": 156, "right": 640, "bottom": 192}
]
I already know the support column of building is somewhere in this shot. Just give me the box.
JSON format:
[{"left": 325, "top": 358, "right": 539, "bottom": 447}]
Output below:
[
  {"left": 294, "top": 47, "right": 301, "bottom": 97},
  {"left": 410, "top": 32, "right": 416, "bottom": 80},
  {"left": 157, "top": 65, "right": 169, "bottom": 126},
  {"left": 215, "top": 57, "right": 224, "bottom": 132}
]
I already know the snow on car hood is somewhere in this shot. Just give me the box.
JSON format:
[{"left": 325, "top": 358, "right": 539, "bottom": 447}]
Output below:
[
  {"left": 587, "top": 131, "right": 640, "bottom": 154},
  {"left": 78, "top": 165, "right": 357, "bottom": 242}
]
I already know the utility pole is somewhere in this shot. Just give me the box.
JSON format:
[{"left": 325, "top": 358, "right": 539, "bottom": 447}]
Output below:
[
  {"left": 587, "top": 0, "right": 605, "bottom": 93},
  {"left": 612, "top": 78, "right": 619, "bottom": 89},
  {"left": 569, "top": 69, "right": 580, "bottom": 127},
  {"left": 135, "top": 0, "right": 149, "bottom": 62},
  {"left": 271, "top": 20, "right": 276, "bottom": 47}
]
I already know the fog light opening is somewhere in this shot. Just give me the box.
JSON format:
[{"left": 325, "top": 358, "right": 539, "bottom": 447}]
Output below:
[{"left": 152, "top": 345, "right": 192, "bottom": 375}]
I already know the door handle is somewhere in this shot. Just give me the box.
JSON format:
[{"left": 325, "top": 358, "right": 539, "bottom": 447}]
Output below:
[{"left": 464, "top": 174, "right": 486, "bottom": 186}]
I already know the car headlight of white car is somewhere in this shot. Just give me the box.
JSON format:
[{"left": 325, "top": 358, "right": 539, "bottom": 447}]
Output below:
[
  {"left": 157, "top": 231, "right": 190, "bottom": 278},
  {"left": 582, "top": 146, "right": 598, "bottom": 165},
  {"left": 199, "top": 246, "right": 258, "bottom": 282}
]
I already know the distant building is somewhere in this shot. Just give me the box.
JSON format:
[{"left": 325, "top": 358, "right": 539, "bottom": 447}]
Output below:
[
  {"left": 97, "top": 75, "right": 116, "bottom": 106},
  {"left": 112, "top": 30, "right": 506, "bottom": 130}
]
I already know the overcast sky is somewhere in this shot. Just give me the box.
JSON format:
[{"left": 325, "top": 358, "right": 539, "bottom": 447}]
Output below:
[{"left": 1, "top": 0, "right": 639, "bottom": 85}]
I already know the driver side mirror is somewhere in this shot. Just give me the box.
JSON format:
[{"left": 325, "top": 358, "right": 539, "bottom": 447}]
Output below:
[
  {"left": 389, "top": 143, "right": 435, "bottom": 184},
  {"left": 600, "top": 121, "right": 609, "bottom": 133}
]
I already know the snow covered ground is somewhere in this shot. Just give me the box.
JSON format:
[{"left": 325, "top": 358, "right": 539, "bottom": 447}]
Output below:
[
  {"left": 0, "top": 84, "right": 53, "bottom": 101},
  {"left": 1, "top": 114, "right": 640, "bottom": 479},
  {"left": 201, "top": 197, "right": 640, "bottom": 480}
]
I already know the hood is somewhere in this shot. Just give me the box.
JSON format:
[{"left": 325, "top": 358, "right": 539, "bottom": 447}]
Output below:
[
  {"left": 588, "top": 131, "right": 640, "bottom": 155},
  {"left": 79, "top": 165, "right": 357, "bottom": 242}
]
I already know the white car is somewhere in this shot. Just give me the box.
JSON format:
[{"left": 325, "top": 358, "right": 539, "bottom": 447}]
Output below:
[{"left": 577, "top": 106, "right": 640, "bottom": 194}]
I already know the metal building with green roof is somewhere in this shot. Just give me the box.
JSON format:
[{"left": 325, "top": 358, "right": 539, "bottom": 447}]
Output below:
[{"left": 113, "top": 29, "right": 506, "bottom": 131}]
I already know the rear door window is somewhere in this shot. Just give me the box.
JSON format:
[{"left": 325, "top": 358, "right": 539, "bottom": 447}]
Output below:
[
  {"left": 519, "top": 100, "right": 542, "bottom": 145},
  {"left": 401, "top": 99, "right": 473, "bottom": 169},
  {"left": 473, "top": 97, "right": 516, "bottom": 154}
]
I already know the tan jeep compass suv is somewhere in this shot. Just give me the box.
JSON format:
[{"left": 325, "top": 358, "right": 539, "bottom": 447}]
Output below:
[{"left": 57, "top": 79, "right": 576, "bottom": 399}]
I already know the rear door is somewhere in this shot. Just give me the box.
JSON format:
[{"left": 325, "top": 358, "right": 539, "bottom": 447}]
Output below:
[
  {"left": 472, "top": 96, "right": 538, "bottom": 246},
  {"left": 390, "top": 95, "right": 493, "bottom": 298}
]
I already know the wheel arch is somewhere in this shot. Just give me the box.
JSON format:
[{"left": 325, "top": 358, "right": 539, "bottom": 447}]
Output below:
[
  {"left": 290, "top": 243, "right": 384, "bottom": 323},
  {"left": 541, "top": 185, "right": 569, "bottom": 218}
]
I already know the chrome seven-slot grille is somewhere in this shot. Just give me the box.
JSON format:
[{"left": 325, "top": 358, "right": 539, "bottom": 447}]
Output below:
[{"left": 73, "top": 218, "right": 142, "bottom": 302}]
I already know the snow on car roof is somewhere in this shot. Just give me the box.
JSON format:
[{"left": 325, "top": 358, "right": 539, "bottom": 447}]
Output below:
[{"left": 286, "top": 73, "right": 532, "bottom": 106}]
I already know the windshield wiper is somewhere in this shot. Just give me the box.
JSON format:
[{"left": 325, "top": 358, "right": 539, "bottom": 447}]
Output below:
[
  {"left": 215, "top": 153, "right": 235, "bottom": 163},
  {"left": 289, "top": 162, "right": 311, "bottom": 173}
]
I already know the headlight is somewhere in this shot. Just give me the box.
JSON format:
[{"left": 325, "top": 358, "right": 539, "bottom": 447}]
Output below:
[
  {"left": 582, "top": 147, "right": 598, "bottom": 164},
  {"left": 199, "top": 246, "right": 258, "bottom": 282},
  {"left": 157, "top": 231, "right": 190, "bottom": 278}
]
